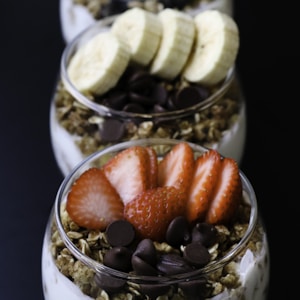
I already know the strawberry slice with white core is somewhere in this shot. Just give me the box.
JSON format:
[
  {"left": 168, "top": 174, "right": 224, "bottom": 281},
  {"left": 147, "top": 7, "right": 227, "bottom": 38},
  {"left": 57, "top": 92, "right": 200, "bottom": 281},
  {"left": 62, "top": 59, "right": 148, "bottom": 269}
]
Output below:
[
  {"left": 103, "top": 146, "right": 150, "bottom": 205},
  {"left": 205, "top": 157, "right": 242, "bottom": 224},
  {"left": 186, "top": 149, "right": 222, "bottom": 223},
  {"left": 158, "top": 142, "right": 195, "bottom": 194},
  {"left": 66, "top": 168, "right": 124, "bottom": 230}
]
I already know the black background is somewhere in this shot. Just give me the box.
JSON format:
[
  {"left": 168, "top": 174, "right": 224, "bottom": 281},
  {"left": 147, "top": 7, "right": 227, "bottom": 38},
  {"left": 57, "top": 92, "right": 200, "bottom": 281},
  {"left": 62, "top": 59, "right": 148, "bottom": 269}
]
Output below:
[{"left": 0, "top": 1, "right": 296, "bottom": 299}]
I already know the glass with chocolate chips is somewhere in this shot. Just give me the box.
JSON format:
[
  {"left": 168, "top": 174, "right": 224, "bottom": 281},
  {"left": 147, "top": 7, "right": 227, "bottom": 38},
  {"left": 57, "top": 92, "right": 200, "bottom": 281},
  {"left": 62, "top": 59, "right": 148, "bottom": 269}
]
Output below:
[
  {"left": 42, "top": 138, "right": 269, "bottom": 300},
  {"left": 51, "top": 9, "right": 246, "bottom": 177}
]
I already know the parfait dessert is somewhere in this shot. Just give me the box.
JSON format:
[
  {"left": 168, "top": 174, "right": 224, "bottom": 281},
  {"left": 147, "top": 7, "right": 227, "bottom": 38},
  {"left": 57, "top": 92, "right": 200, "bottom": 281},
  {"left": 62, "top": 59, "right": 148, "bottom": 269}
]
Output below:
[
  {"left": 51, "top": 8, "right": 246, "bottom": 176},
  {"left": 60, "top": 0, "right": 233, "bottom": 42},
  {"left": 42, "top": 138, "right": 270, "bottom": 300}
]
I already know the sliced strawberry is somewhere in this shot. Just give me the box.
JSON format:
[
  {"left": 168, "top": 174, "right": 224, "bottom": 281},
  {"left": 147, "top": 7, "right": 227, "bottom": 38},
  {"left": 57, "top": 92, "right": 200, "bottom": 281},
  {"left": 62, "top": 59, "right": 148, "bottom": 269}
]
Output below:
[
  {"left": 205, "top": 157, "right": 242, "bottom": 224},
  {"left": 185, "top": 149, "right": 222, "bottom": 223},
  {"left": 157, "top": 142, "right": 195, "bottom": 194},
  {"left": 145, "top": 146, "right": 158, "bottom": 189},
  {"left": 124, "top": 186, "right": 186, "bottom": 241},
  {"left": 66, "top": 168, "right": 124, "bottom": 230},
  {"left": 103, "top": 146, "right": 150, "bottom": 205}
]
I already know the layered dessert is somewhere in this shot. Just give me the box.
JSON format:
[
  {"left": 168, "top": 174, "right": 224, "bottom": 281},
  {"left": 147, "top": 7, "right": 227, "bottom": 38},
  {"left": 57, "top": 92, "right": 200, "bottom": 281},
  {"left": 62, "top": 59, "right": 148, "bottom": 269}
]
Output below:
[
  {"left": 51, "top": 8, "right": 246, "bottom": 176},
  {"left": 60, "top": 0, "right": 233, "bottom": 42},
  {"left": 42, "top": 139, "right": 269, "bottom": 300}
]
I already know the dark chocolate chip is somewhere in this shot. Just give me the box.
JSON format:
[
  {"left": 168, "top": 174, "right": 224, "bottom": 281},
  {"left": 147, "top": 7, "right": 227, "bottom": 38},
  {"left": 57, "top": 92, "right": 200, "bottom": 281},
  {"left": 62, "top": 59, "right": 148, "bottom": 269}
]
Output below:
[
  {"left": 103, "top": 90, "right": 127, "bottom": 110},
  {"left": 166, "top": 216, "right": 191, "bottom": 247},
  {"left": 100, "top": 119, "right": 125, "bottom": 142},
  {"left": 139, "top": 283, "right": 170, "bottom": 299},
  {"left": 131, "top": 254, "right": 158, "bottom": 276},
  {"left": 129, "top": 92, "right": 156, "bottom": 106},
  {"left": 105, "top": 220, "right": 136, "bottom": 247},
  {"left": 150, "top": 84, "right": 168, "bottom": 106},
  {"left": 94, "top": 273, "right": 126, "bottom": 294},
  {"left": 156, "top": 253, "right": 193, "bottom": 275},
  {"left": 133, "top": 238, "right": 157, "bottom": 266},
  {"left": 183, "top": 243, "right": 210, "bottom": 268},
  {"left": 174, "top": 86, "right": 205, "bottom": 109},
  {"left": 103, "top": 246, "right": 132, "bottom": 272},
  {"left": 128, "top": 71, "right": 155, "bottom": 93},
  {"left": 178, "top": 277, "right": 208, "bottom": 299},
  {"left": 192, "top": 223, "right": 218, "bottom": 247},
  {"left": 122, "top": 102, "right": 146, "bottom": 113}
]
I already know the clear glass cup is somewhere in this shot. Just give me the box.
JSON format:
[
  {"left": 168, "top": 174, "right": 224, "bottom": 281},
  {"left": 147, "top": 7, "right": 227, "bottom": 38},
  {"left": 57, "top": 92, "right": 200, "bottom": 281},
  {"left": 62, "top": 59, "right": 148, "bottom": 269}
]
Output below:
[
  {"left": 42, "top": 138, "right": 270, "bottom": 300},
  {"left": 60, "top": 0, "right": 234, "bottom": 43},
  {"left": 50, "top": 15, "right": 246, "bottom": 177}
]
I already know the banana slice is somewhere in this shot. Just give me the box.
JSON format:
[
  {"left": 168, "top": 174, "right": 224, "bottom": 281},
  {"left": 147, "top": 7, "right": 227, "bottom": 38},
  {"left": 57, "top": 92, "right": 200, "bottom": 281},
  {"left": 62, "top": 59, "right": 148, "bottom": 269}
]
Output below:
[
  {"left": 150, "top": 8, "right": 195, "bottom": 80},
  {"left": 183, "top": 10, "right": 239, "bottom": 85},
  {"left": 67, "top": 32, "right": 130, "bottom": 96},
  {"left": 111, "top": 7, "right": 162, "bottom": 66}
]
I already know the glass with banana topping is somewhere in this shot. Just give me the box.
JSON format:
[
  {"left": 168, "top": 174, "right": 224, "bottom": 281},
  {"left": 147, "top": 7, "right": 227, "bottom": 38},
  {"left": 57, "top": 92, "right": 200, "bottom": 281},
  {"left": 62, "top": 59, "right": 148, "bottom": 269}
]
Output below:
[
  {"left": 42, "top": 138, "right": 270, "bottom": 300},
  {"left": 60, "top": 0, "right": 234, "bottom": 43},
  {"left": 50, "top": 7, "right": 247, "bottom": 177}
]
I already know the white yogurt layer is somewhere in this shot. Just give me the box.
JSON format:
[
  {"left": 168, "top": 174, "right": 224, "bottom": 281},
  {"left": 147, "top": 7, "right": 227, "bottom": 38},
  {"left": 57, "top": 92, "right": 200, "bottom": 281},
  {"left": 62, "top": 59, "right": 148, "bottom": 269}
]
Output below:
[
  {"left": 60, "top": 0, "right": 233, "bottom": 43},
  {"left": 50, "top": 97, "right": 246, "bottom": 177},
  {"left": 42, "top": 221, "right": 269, "bottom": 300}
]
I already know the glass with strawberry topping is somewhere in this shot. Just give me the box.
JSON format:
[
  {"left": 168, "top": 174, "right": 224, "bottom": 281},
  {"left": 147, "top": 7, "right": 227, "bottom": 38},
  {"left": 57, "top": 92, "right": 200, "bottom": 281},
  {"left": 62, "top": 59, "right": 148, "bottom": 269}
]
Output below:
[
  {"left": 60, "top": 0, "right": 234, "bottom": 43},
  {"left": 42, "top": 138, "right": 269, "bottom": 300},
  {"left": 51, "top": 7, "right": 246, "bottom": 177}
]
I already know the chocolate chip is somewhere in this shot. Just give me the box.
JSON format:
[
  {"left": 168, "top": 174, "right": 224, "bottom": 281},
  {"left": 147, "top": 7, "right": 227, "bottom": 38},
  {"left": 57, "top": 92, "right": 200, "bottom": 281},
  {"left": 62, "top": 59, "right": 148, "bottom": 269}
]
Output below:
[
  {"left": 122, "top": 102, "right": 146, "bottom": 113},
  {"left": 131, "top": 254, "right": 158, "bottom": 276},
  {"left": 103, "top": 246, "right": 132, "bottom": 272},
  {"left": 156, "top": 253, "right": 193, "bottom": 275},
  {"left": 166, "top": 216, "right": 191, "bottom": 247},
  {"left": 174, "top": 86, "right": 206, "bottom": 109},
  {"left": 133, "top": 238, "right": 157, "bottom": 266},
  {"left": 183, "top": 243, "right": 210, "bottom": 268},
  {"left": 105, "top": 219, "right": 135, "bottom": 247},
  {"left": 94, "top": 273, "right": 126, "bottom": 294},
  {"left": 128, "top": 70, "right": 155, "bottom": 93},
  {"left": 178, "top": 277, "right": 208, "bottom": 299},
  {"left": 129, "top": 92, "right": 156, "bottom": 106},
  {"left": 102, "top": 90, "right": 127, "bottom": 110},
  {"left": 100, "top": 119, "right": 125, "bottom": 142},
  {"left": 139, "top": 283, "right": 170, "bottom": 299},
  {"left": 192, "top": 222, "right": 218, "bottom": 247}
]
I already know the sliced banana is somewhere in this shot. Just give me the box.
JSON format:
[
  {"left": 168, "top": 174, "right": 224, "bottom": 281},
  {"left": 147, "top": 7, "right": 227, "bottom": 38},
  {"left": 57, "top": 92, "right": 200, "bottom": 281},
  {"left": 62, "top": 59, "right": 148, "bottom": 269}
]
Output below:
[
  {"left": 67, "top": 32, "right": 130, "bottom": 96},
  {"left": 111, "top": 7, "right": 162, "bottom": 66},
  {"left": 149, "top": 8, "right": 195, "bottom": 80},
  {"left": 183, "top": 9, "right": 239, "bottom": 85}
]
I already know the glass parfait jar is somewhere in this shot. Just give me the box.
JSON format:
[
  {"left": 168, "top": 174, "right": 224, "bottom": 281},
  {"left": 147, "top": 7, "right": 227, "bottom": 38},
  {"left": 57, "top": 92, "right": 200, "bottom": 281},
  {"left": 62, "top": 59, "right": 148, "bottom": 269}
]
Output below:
[
  {"left": 60, "top": 0, "right": 234, "bottom": 43},
  {"left": 42, "top": 138, "right": 269, "bottom": 300},
  {"left": 50, "top": 14, "right": 246, "bottom": 177}
]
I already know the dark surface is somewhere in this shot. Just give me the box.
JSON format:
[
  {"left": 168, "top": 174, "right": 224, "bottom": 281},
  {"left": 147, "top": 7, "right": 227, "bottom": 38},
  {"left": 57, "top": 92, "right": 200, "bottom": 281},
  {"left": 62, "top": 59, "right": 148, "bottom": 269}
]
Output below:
[{"left": 0, "top": 1, "right": 295, "bottom": 299}]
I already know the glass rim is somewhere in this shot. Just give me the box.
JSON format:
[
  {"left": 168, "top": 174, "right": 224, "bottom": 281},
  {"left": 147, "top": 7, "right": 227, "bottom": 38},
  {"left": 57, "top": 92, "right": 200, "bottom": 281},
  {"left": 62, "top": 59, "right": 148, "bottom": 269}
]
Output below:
[
  {"left": 54, "top": 138, "right": 258, "bottom": 284},
  {"left": 60, "top": 14, "right": 236, "bottom": 120}
]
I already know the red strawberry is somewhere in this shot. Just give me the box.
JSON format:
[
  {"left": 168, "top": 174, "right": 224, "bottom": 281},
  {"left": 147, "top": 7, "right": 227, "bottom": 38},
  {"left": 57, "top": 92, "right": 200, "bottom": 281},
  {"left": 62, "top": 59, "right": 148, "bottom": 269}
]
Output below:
[
  {"left": 145, "top": 146, "right": 158, "bottom": 189},
  {"left": 158, "top": 142, "right": 195, "bottom": 194},
  {"left": 185, "top": 149, "right": 222, "bottom": 223},
  {"left": 205, "top": 157, "right": 242, "bottom": 224},
  {"left": 103, "top": 146, "right": 150, "bottom": 205},
  {"left": 124, "top": 186, "right": 186, "bottom": 241},
  {"left": 66, "top": 168, "right": 124, "bottom": 230}
]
